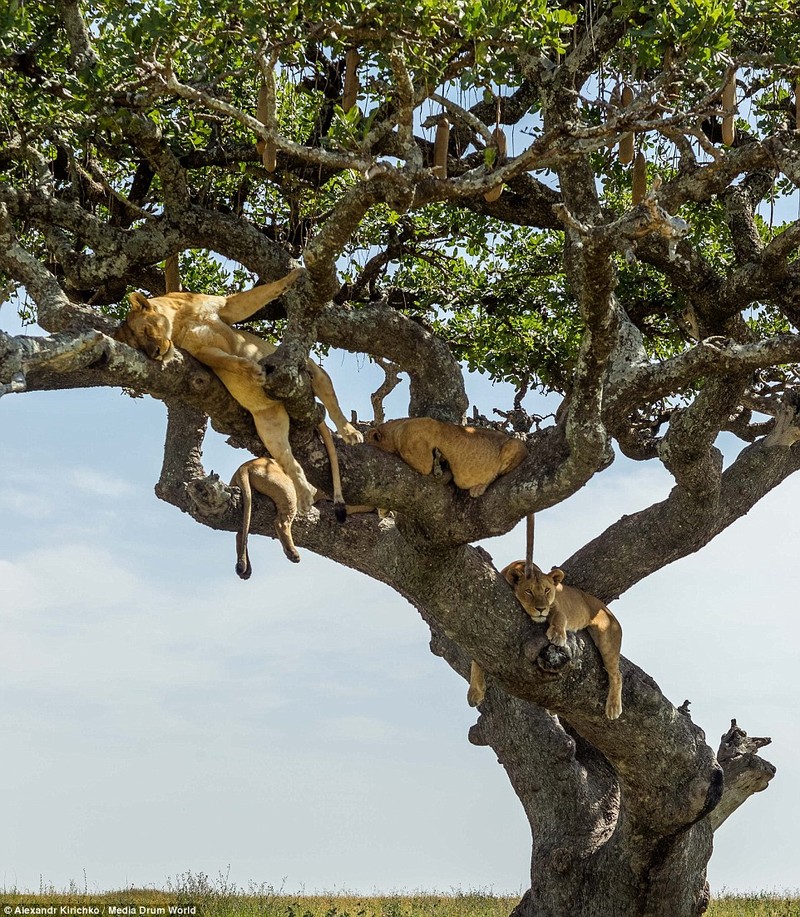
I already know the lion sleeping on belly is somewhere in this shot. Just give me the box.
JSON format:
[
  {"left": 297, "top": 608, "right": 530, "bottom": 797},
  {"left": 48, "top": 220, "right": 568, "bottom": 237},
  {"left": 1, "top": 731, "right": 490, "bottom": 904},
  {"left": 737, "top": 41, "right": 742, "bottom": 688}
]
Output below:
[{"left": 366, "top": 417, "right": 527, "bottom": 496}]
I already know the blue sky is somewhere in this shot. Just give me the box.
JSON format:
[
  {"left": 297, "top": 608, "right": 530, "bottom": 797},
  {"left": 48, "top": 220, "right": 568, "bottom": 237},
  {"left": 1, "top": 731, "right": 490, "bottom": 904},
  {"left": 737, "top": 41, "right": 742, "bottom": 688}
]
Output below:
[{"left": 1, "top": 303, "right": 799, "bottom": 896}]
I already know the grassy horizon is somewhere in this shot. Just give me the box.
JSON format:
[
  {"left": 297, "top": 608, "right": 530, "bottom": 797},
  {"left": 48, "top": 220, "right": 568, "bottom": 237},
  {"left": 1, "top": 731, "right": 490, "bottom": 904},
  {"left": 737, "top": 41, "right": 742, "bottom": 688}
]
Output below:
[{"left": 1, "top": 883, "right": 799, "bottom": 917}]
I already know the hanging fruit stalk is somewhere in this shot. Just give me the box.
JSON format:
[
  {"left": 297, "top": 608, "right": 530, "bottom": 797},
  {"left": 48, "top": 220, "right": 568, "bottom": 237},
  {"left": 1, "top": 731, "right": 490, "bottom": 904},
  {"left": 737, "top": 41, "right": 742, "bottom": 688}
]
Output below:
[
  {"left": 794, "top": 79, "right": 800, "bottom": 130},
  {"left": 618, "top": 84, "right": 635, "bottom": 165},
  {"left": 722, "top": 69, "right": 736, "bottom": 146},
  {"left": 484, "top": 126, "right": 507, "bottom": 202},
  {"left": 342, "top": 48, "right": 359, "bottom": 113},
  {"left": 257, "top": 65, "right": 277, "bottom": 172},
  {"left": 632, "top": 151, "right": 647, "bottom": 205},
  {"left": 164, "top": 254, "right": 180, "bottom": 293},
  {"left": 433, "top": 116, "right": 450, "bottom": 178},
  {"left": 256, "top": 83, "right": 268, "bottom": 155}
]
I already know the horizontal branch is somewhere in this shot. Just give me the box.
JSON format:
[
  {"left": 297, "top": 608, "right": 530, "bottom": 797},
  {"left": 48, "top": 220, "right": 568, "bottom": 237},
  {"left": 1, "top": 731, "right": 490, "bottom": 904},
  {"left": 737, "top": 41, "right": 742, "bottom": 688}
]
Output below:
[
  {"left": 656, "top": 136, "right": 780, "bottom": 213},
  {"left": 554, "top": 193, "right": 689, "bottom": 259},
  {"left": 0, "top": 203, "right": 100, "bottom": 333},
  {"left": 0, "top": 180, "right": 298, "bottom": 308},
  {"left": 161, "top": 67, "right": 374, "bottom": 174},
  {"left": 609, "top": 333, "right": 800, "bottom": 420},
  {"left": 316, "top": 300, "right": 468, "bottom": 422},
  {"left": 0, "top": 325, "right": 260, "bottom": 450},
  {"left": 719, "top": 226, "right": 800, "bottom": 316}
]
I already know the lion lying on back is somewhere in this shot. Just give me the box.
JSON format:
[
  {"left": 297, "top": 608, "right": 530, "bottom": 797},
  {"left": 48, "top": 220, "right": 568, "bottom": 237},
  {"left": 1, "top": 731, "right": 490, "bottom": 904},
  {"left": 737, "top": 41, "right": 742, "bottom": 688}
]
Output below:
[
  {"left": 366, "top": 417, "right": 527, "bottom": 496},
  {"left": 114, "top": 268, "right": 362, "bottom": 517},
  {"left": 468, "top": 561, "right": 623, "bottom": 720}
]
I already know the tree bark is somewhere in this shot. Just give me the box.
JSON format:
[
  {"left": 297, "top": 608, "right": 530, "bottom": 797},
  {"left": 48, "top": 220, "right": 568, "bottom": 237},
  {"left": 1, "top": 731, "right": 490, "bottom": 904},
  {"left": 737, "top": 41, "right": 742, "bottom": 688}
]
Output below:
[{"left": 434, "top": 637, "right": 715, "bottom": 917}]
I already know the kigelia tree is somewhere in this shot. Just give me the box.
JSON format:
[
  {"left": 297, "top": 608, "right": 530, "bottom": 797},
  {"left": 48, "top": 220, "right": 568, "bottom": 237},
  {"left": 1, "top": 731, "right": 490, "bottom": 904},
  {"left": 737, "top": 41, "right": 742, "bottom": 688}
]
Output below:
[{"left": 1, "top": 0, "right": 797, "bottom": 913}]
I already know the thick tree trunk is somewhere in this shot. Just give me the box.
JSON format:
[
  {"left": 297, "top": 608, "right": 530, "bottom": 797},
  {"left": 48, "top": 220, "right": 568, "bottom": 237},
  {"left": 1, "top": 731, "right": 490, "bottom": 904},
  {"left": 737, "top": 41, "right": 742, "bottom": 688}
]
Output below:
[
  {"left": 472, "top": 695, "right": 714, "bottom": 917},
  {"left": 465, "top": 691, "right": 774, "bottom": 917}
]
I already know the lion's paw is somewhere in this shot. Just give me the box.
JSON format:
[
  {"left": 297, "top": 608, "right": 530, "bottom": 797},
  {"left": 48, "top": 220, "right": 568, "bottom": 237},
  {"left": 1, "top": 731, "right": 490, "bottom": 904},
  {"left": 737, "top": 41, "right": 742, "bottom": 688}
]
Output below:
[
  {"left": 295, "top": 485, "right": 316, "bottom": 516},
  {"left": 340, "top": 423, "right": 364, "bottom": 445},
  {"left": 546, "top": 627, "right": 567, "bottom": 647},
  {"left": 605, "top": 696, "right": 622, "bottom": 720},
  {"left": 467, "top": 686, "right": 484, "bottom": 707},
  {"left": 245, "top": 362, "right": 267, "bottom": 386}
]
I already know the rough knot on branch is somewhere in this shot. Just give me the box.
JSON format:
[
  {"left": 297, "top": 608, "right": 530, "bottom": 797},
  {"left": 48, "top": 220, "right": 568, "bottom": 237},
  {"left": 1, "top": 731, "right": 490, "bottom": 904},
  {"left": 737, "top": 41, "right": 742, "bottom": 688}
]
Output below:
[
  {"left": 468, "top": 720, "right": 490, "bottom": 747},
  {"left": 700, "top": 335, "right": 736, "bottom": 356},
  {"left": 524, "top": 634, "right": 575, "bottom": 676},
  {"left": 0, "top": 370, "right": 26, "bottom": 397},
  {"left": 718, "top": 718, "right": 772, "bottom": 759},
  {"left": 763, "top": 388, "right": 800, "bottom": 447},
  {"left": 185, "top": 472, "right": 234, "bottom": 518},
  {"left": 553, "top": 188, "right": 689, "bottom": 261},
  {"left": 709, "top": 718, "right": 776, "bottom": 830},
  {"left": 259, "top": 350, "right": 322, "bottom": 429}
]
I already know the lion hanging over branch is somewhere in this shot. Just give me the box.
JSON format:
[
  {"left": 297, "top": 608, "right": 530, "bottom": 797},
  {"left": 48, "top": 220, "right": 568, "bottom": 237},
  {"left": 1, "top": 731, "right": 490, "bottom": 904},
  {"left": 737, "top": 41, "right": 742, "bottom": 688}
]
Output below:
[{"left": 114, "top": 268, "right": 362, "bottom": 518}]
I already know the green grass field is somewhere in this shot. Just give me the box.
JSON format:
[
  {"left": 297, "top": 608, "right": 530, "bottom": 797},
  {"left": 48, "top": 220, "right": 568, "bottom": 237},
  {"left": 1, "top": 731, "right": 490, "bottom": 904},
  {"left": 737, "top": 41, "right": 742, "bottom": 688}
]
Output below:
[{"left": 1, "top": 882, "right": 798, "bottom": 917}]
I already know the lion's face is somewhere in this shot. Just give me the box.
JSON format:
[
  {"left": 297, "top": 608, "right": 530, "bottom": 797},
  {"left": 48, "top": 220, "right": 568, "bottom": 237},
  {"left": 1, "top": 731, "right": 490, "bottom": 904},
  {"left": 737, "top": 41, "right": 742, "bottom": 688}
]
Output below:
[
  {"left": 114, "top": 292, "right": 173, "bottom": 361},
  {"left": 503, "top": 562, "right": 565, "bottom": 623}
]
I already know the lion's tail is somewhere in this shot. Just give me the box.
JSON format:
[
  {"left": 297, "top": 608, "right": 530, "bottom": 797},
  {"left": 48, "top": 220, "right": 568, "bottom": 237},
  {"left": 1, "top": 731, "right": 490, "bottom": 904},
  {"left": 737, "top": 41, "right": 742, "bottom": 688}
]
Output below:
[
  {"left": 318, "top": 423, "right": 347, "bottom": 523},
  {"left": 231, "top": 466, "right": 254, "bottom": 579}
]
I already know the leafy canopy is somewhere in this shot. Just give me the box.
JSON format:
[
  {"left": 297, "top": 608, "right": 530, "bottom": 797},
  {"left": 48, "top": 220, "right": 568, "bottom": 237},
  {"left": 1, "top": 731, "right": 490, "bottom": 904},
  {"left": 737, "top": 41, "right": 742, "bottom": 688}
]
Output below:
[{"left": 2, "top": 0, "right": 800, "bottom": 397}]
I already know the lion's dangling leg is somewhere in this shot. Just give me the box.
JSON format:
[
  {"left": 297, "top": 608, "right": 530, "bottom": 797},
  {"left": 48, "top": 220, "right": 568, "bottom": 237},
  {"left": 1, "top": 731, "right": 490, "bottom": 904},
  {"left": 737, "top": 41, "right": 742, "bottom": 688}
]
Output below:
[
  {"left": 317, "top": 423, "right": 346, "bottom": 523},
  {"left": 588, "top": 612, "right": 623, "bottom": 720},
  {"left": 231, "top": 458, "right": 301, "bottom": 576},
  {"left": 262, "top": 466, "right": 301, "bottom": 564},
  {"left": 231, "top": 464, "right": 254, "bottom": 580},
  {"left": 467, "top": 660, "right": 486, "bottom": 707},
  {"left": 251, "top": 407, "right": 317, "bottom": 515},
  {"left": 307, "top": 360, "right": 363, "bottom": 445}
]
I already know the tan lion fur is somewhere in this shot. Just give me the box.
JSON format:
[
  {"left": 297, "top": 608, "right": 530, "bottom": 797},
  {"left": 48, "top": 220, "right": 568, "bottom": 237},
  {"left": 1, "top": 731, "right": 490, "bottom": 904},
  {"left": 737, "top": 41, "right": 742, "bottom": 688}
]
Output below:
[
  {"left": 468, "top": 561, "right": 623, "bottom": 720},
  {"left": 232, "top": 456, "right": 300, "bottom": 576},
  {"left": 231, "top": 454, "right": 379, "bottom": 578},
  {"left": 365, "top": 417, "right": 527, "bottom": 497},
  {"left": 114, "top": 269, "right": 362, "bottom": 515}
]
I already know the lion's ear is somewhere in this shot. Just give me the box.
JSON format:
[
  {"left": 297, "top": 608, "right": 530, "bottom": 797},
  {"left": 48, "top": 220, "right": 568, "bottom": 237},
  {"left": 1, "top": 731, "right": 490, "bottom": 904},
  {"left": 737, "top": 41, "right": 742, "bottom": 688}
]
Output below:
[
  {"left": 550, "top": 567, "right": 565, "bottom": 589},
  {"left": 112, "top": 322, "right": 131, "bottom": 344},
  {"left": 366, "top": 428, "right": 382, "bottom": 444},
  {"left": 502, "top": 560, "right": 527, "bottom": 586},
  {"left": 128, "top": 291, "right": 151, "bottom": 311}
]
